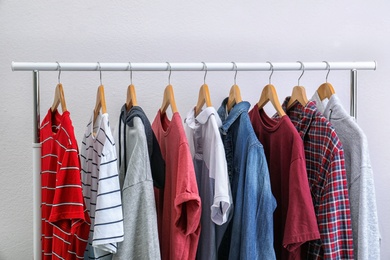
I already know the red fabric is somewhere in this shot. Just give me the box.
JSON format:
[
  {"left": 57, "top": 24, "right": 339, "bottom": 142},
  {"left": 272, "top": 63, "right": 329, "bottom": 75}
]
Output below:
[
  {"left": 249, "top": 107, "right": 320, "bottom": 260},
  {"left": 152, "top": 111, "right": 201, "bottom": 260},
  {"left": 41, "top": 109, "right": 90, "bottom": 260}
]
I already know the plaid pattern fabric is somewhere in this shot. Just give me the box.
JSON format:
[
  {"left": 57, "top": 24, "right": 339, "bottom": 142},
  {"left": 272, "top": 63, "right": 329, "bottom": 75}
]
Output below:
[{"left": 282, "top": 99, "right": 354, "bottom": 259}]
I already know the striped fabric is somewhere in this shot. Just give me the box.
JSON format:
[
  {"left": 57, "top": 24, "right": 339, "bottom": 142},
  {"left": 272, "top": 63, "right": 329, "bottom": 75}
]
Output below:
[
  {"left": 80, "top": 113, "right": 124, "bottom": 259},
  {"left": 40, "top": 109, "right": 90, "bottom": 260},
  {"left": 282, "top": 99, "right": 354, "bottom": 259}
]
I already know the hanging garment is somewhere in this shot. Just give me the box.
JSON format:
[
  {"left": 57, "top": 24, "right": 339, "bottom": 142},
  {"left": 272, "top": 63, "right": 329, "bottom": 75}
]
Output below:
[
  {"left": 281, "top": 98, "right": 354, "bottom": 259},
  {"left": 40, "top": 109, "right": 90, "bottom": 260},
  {"left": 113, "top": 105, "right": 161, "bottom": 260},
  {"left": 118, "top": 106, "right": 165, "bottom": 189},
  {"left": 152, "top": 110, "right": 201, "bottom": 260},
  {"left": 80, "top": 112, "right": 124, "bottom": 259},
  {"left": 184, "top": 106, "right": 233, "bottom": 260},
  {"left": 217, "top": 98, "right": 276, "bottom": 260},
  {"left": 248, "top": 107, "right": 320, "bottom": 259},
  {"left": 311, "top": 93, "right": 380, "bottom": 260}
]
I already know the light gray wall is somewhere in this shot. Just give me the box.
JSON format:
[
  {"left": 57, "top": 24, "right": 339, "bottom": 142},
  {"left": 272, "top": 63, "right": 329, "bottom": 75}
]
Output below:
[{"left": 0, "top": 1, "right": 388, "bottom": 259}]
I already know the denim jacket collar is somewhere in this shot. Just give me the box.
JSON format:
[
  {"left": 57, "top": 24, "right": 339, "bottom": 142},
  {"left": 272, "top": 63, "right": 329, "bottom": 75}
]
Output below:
[{"left": 218, "top": 97, "right": 251, "bottom": 134}]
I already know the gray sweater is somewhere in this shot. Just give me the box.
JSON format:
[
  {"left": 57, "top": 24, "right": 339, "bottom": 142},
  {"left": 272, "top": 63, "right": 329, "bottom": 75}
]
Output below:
[{"left": 312, "top": 92, "right": 380, "bottom": 260}]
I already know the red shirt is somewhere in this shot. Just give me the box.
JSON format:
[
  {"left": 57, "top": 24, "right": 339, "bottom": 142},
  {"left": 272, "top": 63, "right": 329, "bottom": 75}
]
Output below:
[
  {"left": 249, "top": 107, "right": 320, "bottom": 259},
  {"left": 41, "top": 109, "right": 90, "bottom": 259},
  {"left": 152, "top": 111, "right": 201, "bottom": 260}
]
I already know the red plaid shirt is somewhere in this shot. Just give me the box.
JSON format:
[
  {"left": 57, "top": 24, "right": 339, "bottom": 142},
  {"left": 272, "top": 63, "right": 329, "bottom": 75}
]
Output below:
[{"left": 281, "top": 99, "right": 354, "bottom": 259}]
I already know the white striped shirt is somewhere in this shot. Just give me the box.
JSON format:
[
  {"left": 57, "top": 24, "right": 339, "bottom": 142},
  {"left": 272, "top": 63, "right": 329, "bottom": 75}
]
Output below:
[{"left": 80, "top": 113, "right": 124, "bottom": 259}]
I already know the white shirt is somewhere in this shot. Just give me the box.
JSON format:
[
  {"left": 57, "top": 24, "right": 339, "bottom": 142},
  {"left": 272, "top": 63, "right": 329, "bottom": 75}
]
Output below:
[
  {"left": 80, "top": 112, "right": 124, "bottom": 259},
  {"left": 185, "top": 106, "right": 233, "bottom": 260}
]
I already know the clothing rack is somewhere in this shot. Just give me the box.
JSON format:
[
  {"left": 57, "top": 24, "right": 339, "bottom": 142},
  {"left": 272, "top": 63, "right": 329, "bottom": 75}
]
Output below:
[{"left": 11, "top": 61, "right": 376, "bottom": 260}]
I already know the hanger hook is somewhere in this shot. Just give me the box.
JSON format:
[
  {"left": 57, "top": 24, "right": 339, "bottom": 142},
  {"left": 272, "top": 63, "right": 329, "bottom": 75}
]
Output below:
[
  {"left": 266, "top": 61, "right": 274, "bottom": 84},
  {"left": 166, "top": 62, "right": 172, "bottom": 85},
  {"left": 297, "top": 61, "right": 305, "bottom": 86},
  {"left": 128, "top": 62, "right": 133, "bottom": 85},
  {"left": 97, "top": 62, "right": 102, "bottom": 85},
  {"left": 202, "top": 62, "right": 208, "bottom": 85},
  {"left": 323, "top": 61, "right": 331, "bottom": 83},
  {"left": 231, "top": 62, "right": 238, "bottom": 85},
  {"left": 56, "top": 61, "right": 61, "bottom": 84}
]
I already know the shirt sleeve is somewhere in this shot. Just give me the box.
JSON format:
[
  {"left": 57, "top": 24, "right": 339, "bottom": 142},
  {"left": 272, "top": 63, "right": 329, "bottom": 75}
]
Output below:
[
  {"left": 240, "top": 144, "right": 276, "bottom": 259},
  {"left": 174, "top": 143, "right": 201, "bottom": 236},
  {"left": 49, "top": 145, "right": 88, "bottom": 229},
  {"left": 207, "top": 116, "right": 232, "bottom": 225},
  {"left": 356, "top": 134, "right": 381, "bottom": 260},
  {"left": 318, "top": 147, "right": 354, "bottom": 259},
  {"left": 283, "top": 156, "right": 320, "bottom": 251},
  {"left": 93, "top": 148, "right": 124, "bottom": 253},
  {"left": 49, "top": 143, "right": 91, "bottom": 259}
]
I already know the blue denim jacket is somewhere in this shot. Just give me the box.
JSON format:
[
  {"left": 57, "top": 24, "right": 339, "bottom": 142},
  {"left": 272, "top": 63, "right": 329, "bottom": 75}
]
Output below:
[{"left": 217, "top": 98, "right": 276, "bottom": 260}]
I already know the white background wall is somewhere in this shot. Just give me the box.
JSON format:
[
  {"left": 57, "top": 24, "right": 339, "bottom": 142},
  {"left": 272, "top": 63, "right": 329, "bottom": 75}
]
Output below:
[{"left": 0, "top": 1, "right": 389, "bottom": 259}]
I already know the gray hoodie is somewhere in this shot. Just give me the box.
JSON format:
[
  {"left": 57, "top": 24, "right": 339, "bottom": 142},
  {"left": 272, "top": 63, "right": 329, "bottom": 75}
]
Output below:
[
  {"left": 113, "top": 105, "right": 163, "bottom": 259},
  {"left": 312, "top": 92, "right": 380, "bottom": 260}
]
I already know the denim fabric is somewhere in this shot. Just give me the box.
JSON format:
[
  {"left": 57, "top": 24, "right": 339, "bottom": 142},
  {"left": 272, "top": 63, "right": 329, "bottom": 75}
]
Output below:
[{"left": 217, "top": 98, "right": 276, "bottom": 260}]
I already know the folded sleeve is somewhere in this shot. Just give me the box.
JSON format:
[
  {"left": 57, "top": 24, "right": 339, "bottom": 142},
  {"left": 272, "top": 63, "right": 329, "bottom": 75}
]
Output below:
[
  {"left": 174, "top": 143, "right": 201, "bottom": 236},
  {"left": 49, "top": 145, "right": 88, "bottom": 227}
]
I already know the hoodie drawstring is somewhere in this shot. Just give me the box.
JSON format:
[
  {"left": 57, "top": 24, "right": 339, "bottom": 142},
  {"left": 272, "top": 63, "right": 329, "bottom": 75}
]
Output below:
[{"left": 118, "top": 109, "right": 128, "bottom": 177}]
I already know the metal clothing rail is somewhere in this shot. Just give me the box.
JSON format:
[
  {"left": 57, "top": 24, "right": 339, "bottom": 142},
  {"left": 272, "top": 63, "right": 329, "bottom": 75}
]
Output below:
[
  {"left": 12, "top": 61, "right": 376, "bottom": 71},
  {"left": 11, "top": 61, "right": 376, "bottom": 260}
]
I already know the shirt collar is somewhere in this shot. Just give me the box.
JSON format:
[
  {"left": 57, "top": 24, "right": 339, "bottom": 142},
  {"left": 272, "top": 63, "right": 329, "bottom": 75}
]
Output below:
[
  {"left": 218, "top": 97, "right": 250, "bottom": 133},
  {"left": 282, "top": 96, "right": 316, "bottom": 139},
  {"left": 185, "top": 106, "right": 222, "bottom": 129},
  {"left": 311, "top": 91, "right": 326, "bottom": 114}
]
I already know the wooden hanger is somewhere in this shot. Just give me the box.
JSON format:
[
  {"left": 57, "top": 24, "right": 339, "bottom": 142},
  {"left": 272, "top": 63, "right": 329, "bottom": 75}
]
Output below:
[
  {"left": 287, "top": 61, "right": 308, "bottom": 110},
  {"left": 226, "top": 62, "right": 242, "bottom": 112},
  {"left": 126, "top": 62, "right": 138, "bottom": 110},
  {"left": 317, "top": 82, "right": 335, "bottom": 101},
  {"left": 160, "top": 84, "right": 178, "bottom": 114},
  {"left": 317, "top": 61, "right": 335, "bottom": 101},
  {"left": 51, "top": 63, "right": 67, "bottom": 113},
  {"left": 126, "top": 84, "right": 138, "bottom": 111},
  {"left": 195, "top": 62, "right": 212, "bottom": 116},
  {"left": 286, "top": 86, "right": 309, "bottom": 110},
  {"left": 227, "top": 84, "right": 242, "bottom": 112},
  {"left": 195, "top": 84, "right": 212, "bottom": 116},
  {"left": 93, "top": 85, "right": 107, "bottom": 124},
  {"left": 160, "top": 62, "right": 178, "bottom": 114},
  {"left": 257, "top": 61, "right": 285, "bottom": 116},
  {"left": 51, "top": 83, "right": 67, "bottom": 113},
  {"left": 257, "top": 84, "right": 286, "bottom": 117}
]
